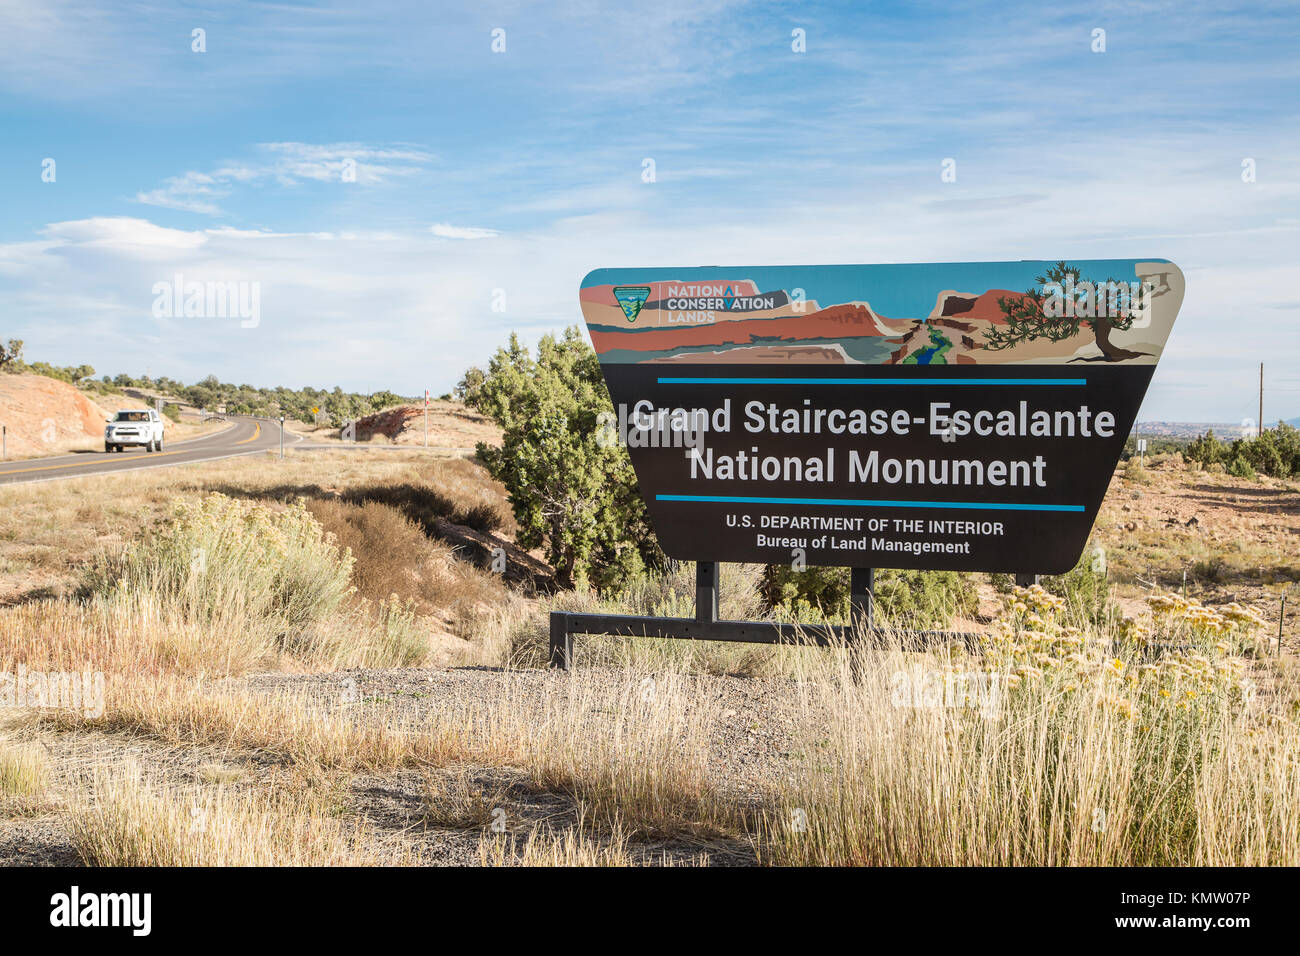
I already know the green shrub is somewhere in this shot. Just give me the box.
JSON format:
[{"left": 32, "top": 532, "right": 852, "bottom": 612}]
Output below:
[
  {"left": 1184, "top": 430, "right": 1222, "bottom": 469},
  {"left": 875, "top": 570, "right": 978, "bottom": 628},
  {"left": 0, "top": 338, "right": 22, "bottom": 371},
  {"left": 462, "top": 329, "right": 663, "bottom": 590},
  {"left": 761, "top": 565, "right": 977, "bottom": 629},
  {"left": 1226, "top": 455, "right": 1256, "bottom": 480},
  {"left": 760, "top": 565, "right": 849, "bottom": 621},
  {"left": 83, "top": 493, "right": 353, "bottom": 638},
  {"left": 12, "top": 360, "right": 94, "bottom": 383},
  {"left": 1122, "top": 459, "right": 1150, "bottom": 484},
  {"left": 1186, "top": 425, "right": 1300, "bottom": 479},
  {"left": 1039, "top": 547, "right": 1112, "bottom": 626},
  {"left": 1191, "top": 556, "right": 1228, "bottom": 586}
]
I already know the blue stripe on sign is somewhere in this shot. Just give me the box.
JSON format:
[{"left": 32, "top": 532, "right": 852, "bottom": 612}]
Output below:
[
  {"left": 656, "top": 494, "right": 1086, "bottom": 513},
  {"left": 656, "top": 377, "right": 1086, "bottom": 385}
]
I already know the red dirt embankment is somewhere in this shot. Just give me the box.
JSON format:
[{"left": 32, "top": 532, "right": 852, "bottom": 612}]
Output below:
[
  {"left": 350, "top": 401, "right": 502, "bottom": 448},
  {"left": 0, "top": 373, "right": 112, "bottom": 456}
]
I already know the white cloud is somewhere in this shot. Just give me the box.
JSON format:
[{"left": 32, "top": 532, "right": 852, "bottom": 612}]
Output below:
[
  {"left": 259, "top": 142, "right": 434, "bottom": 185},
  {"left": 43, "top": 217, "right": 209, "bottom": 253},
  {"left": 134, "top": 142, "right": 435, "bottom": 216},
  {"left": 5, "top": 151, "right": 1299, "bottom": 425},
  {"left": 430, "top": 223, "right": 498, "bottom": 240},
  {"left": 135, "top": 172, "right": 227, "bottom": 215}
]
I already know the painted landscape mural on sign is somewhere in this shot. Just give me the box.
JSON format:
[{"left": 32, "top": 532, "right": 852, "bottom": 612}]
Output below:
[
  {"left": 580, "top": 260, "right": 1183, "bottom": 366},
  {"left": 578, "top": 259, "right": 1185, "bottom": 573}
]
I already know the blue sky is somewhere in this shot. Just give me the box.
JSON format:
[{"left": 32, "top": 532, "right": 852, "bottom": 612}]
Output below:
[{"left": 0, "top": 0, "right": 1297, "bottom": 422}]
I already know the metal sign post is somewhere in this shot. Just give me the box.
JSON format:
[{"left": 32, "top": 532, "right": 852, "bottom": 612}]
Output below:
[
  {"left": 550, "top": 561, "right": 972, "bottom": 669},
  {"left": 279, "top": 415, "right": 284, "bottom": 459}
]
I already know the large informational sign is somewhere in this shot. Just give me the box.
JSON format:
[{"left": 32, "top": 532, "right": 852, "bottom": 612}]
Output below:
[{"left": 579, "top": 260, "right": 1183, "bottom": 575}]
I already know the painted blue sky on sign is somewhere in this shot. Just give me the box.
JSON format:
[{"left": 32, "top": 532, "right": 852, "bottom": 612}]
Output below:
[{"left": 582, "top": 260, "right": 1166, "bottom": 319}]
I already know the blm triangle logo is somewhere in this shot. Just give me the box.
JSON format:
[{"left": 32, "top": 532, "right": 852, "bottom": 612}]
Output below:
[{"left": 612, "top": 286, "right": 651, "bottom": 323}]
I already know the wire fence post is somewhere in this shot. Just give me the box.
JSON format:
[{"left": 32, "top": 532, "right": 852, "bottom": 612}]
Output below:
[{"left": 1281, "top": 591, "right": 1288, "bottom": 657}]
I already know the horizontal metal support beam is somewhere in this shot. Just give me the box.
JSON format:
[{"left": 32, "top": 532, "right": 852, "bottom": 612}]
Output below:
[
  {"left": 550, "top": 610, "right": 980, "bottom": 666},
  {"left": 546, "top": 562, "right": 1003, "bottom": 669}
]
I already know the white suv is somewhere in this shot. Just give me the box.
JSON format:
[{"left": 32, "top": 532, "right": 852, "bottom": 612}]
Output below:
[{"left": 105, "top": 409, "right": 165, "bottom": 453}]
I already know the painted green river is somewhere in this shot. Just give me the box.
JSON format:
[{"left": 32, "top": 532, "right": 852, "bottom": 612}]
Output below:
[{"left": 905, "top": 324, "right": 953, "bottom": 365}]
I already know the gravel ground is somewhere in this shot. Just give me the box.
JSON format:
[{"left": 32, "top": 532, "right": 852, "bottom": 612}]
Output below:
[
  {"left": 2, "top": 664, "right": 819, "bottom": 866},
  {"left": 246, "top": 665, "right": 813, "bottom": 799}
]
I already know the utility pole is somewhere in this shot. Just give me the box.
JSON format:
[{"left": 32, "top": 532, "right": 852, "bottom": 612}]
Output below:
[{"left": 424, "top": 389, "right": 429, "bottom": 447}]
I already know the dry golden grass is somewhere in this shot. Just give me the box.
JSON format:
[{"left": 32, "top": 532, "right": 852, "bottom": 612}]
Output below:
[
  {"left": 479, "top": 818, "right": 634, "bottom": 866},
  {"left": 22, "top": 619, "right": 1300, "bottom": 866},
  {"left": 0, "top": 447, "right": 528, "bottom": 667},
  {"left": 306, "top": 497, "right": 520, "bottom": 648},
  {"left": 425, "top": 769, "right": 516, "bottom": 829},
  {"left": 0, "top": 448, "right": 514, "bottom": 602},
  {"left": 0, "top": 597, "right": 263, "bottom": 677},
  {"left": 0, "top": 742, "right": 50, "bottom": 797},
  {"left": 307, "top": 498, "right": 441, "bottom": 609},
  {"left": 40, "top": 676, "right": 513, "bottom": 772},
  {"left": 33, "top": 664, "right": 732, "bottom": 845},
  {"left": 0, "top": 589, "right": 445, "bottom": 678},
  {"left": 71, "top": 763, "right": 393, "bottom": 866},
  {"left": 478, "top": 811, "right": 712, "bottom": 866},
  {"left": 5, "top": 448, "right": 1300, "bottom": 866},
  {"left": 37, "top": 667, "right": 722, "bottom": 792},
  {"left": 521, "top": 667, "right": 735, "bottom": 839},
  {"left": 335, "top": 471, "right": 511, "bottom": 535},
  {"left": 758, "top": 634, "right": 1300, "bottom": 866}
]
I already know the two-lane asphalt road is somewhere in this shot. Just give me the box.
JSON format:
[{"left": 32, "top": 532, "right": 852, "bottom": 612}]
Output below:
[{"left": 0, "top": 416, "right": 299, "bottom": 487}]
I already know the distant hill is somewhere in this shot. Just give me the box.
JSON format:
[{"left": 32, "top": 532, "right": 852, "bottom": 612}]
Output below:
[
  {"left": 1137, "top": 421, "right": 1250, "bottom": 439},
  {"left": 1139, "top": 418, "right": 1300, "bottom": 438}
]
